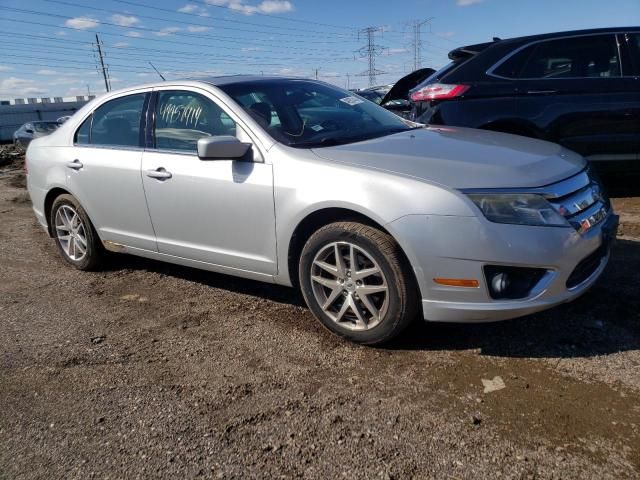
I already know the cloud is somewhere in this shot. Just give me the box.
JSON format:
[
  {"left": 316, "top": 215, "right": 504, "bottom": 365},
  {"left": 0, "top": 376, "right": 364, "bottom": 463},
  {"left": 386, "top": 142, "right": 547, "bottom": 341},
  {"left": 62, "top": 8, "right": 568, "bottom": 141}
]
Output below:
[
  {"left": 187, "top": 26, "right": 209, "bottom": 32},
  {"left": 0, "top": 77, "right": 48, "bottom": 96},
  {"left": 0, "top": 65, "right": 13, "bottom": 72},
  {"left": 113, "top": 42, "right": 129, "bottom": 48},
  {"left": 37, "top": 69, "right": 58, "bottom": 76},
  {"left": 386, "top": 48, "right": 408, "bottom": 55},
  {"left": 205, "top": 0, "right": 293, "bottom": 15},
  {"left": 64, "top": 16, "right": 99, "bottom": 29},
  {"left": 110, "top": 14, "right": 139, "bottom": 27},
  {"left": 56, "top": 30, "right": 67, "bottom": 36},
  {"left": 155, "top": 27, "right": 182, "bottom": 36},
  {"left": 178, "top": 4, "right": 197, "bottom": 12},
  {"left": 126, "top": 31, "right": 143, "bottom": 37},
  {"left": 456, "top": 0, "right": 483, "bottom": 5},
  {"left": 435, "top": 31, "right": 455, "bottom": 38}
]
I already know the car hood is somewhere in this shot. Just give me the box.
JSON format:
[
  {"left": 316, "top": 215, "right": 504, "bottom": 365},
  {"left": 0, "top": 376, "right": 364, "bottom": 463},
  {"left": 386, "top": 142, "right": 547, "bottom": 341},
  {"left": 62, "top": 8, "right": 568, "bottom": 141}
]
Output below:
[
  {"left": 311, "top": 126, "right": 586, "bottom": 189},
  {"left": 380, "top": 68, "right": 435, "bottom": 105}
]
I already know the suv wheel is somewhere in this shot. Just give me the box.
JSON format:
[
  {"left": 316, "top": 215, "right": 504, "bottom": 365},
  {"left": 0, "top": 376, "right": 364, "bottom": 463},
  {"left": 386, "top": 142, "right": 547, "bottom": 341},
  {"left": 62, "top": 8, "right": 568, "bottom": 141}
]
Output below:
[
  {"left": 299, "top": 222, "right": 418, "bottom": 345},
  {"left": 51, "top": 194, "right": 103, "bottom": 270}
]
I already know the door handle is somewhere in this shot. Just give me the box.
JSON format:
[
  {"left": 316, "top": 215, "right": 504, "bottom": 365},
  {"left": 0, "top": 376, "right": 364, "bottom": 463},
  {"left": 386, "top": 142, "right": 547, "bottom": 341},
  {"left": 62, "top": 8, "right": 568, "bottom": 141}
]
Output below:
[
  {"left": 66, "top": 159, "right": 83, "bottom": 170},
  {"left": 526, "top": 89, "right": 557, "bottom": 95},
  {"left": 146, "top": 167, "right": 172, "bottom": 180}
]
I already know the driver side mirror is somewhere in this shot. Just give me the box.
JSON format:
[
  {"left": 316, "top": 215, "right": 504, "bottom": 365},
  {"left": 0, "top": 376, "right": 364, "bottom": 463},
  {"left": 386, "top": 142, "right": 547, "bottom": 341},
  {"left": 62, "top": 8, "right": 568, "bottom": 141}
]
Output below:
[{"left": 197, "top": 136, "right": 251, "bottom": 160}]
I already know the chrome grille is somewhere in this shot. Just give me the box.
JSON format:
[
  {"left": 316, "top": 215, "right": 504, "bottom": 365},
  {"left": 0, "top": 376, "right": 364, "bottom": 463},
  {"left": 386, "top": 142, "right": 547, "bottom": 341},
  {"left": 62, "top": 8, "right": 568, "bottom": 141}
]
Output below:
[{"left": 544, "top": 169, "right": 609, "bottom": 233}]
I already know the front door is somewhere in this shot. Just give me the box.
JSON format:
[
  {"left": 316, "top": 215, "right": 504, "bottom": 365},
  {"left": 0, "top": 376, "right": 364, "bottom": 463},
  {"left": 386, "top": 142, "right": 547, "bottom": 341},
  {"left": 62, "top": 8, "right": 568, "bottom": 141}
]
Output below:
[{"left": 141, "top": 88, "right": 277, "bottom": 276}]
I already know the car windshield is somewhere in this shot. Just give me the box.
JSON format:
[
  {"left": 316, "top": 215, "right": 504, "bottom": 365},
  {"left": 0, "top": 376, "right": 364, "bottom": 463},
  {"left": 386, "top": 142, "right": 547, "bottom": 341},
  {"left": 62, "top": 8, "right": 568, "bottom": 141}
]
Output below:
[
  {"left": 219, "top": 79, "right": 415, "bottom": 148},
  {"left": 32, "top": 122, "right": 60, "bottom": 133},
  {"left": 354, "top": 90, "right": 385, "bottom": 104}
]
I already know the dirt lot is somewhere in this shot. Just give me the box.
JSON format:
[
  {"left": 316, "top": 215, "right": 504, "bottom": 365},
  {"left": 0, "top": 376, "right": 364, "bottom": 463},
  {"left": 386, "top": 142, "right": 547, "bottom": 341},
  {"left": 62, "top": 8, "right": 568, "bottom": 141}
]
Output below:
[{"left": 1, "top": 148, "right": 640, "bottom": 479}]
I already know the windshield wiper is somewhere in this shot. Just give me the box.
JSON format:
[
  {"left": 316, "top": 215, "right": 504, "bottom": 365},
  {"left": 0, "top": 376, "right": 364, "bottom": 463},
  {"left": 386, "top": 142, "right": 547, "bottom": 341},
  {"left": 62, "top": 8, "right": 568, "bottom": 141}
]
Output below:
[{"left": 293, "top": 128, "right": 415, "bottom": 148}]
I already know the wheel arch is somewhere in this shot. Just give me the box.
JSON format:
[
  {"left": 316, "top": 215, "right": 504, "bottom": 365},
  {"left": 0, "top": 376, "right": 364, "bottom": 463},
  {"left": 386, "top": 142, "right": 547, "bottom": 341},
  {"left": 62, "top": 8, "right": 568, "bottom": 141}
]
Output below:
[
  {"left": 286, "top": 207, "right": 419, "bottom": 295},
  {"left": 43, "top": 187, "right": 72, "bottom": 236}
]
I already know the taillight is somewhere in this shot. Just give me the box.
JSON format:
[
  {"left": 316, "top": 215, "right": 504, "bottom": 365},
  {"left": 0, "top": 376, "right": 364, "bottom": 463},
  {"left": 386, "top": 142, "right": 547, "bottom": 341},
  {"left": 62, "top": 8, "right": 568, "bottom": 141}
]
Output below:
[{"left": 410, "top": 83, "right": 470, "bottom": 101}]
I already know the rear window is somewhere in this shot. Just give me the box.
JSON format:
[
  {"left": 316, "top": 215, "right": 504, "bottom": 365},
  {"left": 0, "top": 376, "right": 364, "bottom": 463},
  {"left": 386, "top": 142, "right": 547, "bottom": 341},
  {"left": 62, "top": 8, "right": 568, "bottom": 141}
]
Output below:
[{"left": 493, "top": 34, "right": 621, "bottom": 79}]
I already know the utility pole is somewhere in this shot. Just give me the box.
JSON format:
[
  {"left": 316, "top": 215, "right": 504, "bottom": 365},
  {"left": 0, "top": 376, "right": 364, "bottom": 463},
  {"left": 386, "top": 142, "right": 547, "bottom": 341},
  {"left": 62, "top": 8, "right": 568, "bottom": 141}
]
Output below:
[
  {"left": 410, "top": 18, "right": 433, "bottom": 71},
  {"left": 356, "top": 26, "right": 386, "bottom": 87},
  {"left": 314, "top": 67, "right": 321, "bottom": 80},
  {"left": 94, "top": 34, "right": 110, "bottom": 92},
  {"left": 346, "top": 73, "right": 350, "bottom": 90}
]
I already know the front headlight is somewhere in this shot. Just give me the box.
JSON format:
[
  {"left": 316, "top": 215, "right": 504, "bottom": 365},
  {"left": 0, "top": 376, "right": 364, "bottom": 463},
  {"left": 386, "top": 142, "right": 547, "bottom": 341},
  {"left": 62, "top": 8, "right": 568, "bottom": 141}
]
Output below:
[{"left": 467, "top": 194, "right": 569, "bottom": 227}]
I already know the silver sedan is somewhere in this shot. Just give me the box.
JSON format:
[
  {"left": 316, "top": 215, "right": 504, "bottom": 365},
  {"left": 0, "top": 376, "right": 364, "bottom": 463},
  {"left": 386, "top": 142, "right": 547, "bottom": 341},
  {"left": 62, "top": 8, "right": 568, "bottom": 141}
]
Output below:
[{"left": 26, "top": 76, "right": 618, "bottom": 344}]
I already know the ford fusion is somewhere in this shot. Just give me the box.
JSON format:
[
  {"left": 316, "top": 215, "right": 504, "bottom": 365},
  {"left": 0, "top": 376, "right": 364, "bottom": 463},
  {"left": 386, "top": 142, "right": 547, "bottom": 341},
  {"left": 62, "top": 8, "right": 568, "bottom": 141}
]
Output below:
[{"left": 25, "top": 77, "right": 618, "bottom": 344}]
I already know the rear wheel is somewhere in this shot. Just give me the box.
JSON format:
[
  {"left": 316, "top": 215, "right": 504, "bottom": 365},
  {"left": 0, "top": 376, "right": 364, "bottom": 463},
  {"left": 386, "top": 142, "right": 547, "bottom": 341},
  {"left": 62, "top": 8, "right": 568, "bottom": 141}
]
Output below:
[
  {"left": 299, "top": 222, "right": 418, "bottom": 345},
  {"left": 51, "top": 194, "right": 103, "bottom": 270}
]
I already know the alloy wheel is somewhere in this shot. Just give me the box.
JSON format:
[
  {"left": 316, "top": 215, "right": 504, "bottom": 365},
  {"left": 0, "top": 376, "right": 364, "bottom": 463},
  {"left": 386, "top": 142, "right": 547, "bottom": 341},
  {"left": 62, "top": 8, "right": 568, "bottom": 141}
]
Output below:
[
  {"left": 310, "top": 241, "right": 389, "bottom": 331},
  {"left": 54, "top": 205, "right": 88, "bottom": 261}
]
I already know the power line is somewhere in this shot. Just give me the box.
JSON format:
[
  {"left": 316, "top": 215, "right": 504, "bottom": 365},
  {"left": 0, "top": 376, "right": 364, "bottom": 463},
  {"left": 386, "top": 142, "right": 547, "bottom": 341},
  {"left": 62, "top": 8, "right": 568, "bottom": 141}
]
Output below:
[
  {"left": 356, "top": 26, "right": 386, "bottom": 87},
  {"left": 39, "top": 0, "right": 357, "bottom": 41},
  {"left": 0, "top": 7, "right": 356, "bottom": 54},
  {"left": 182, "top": 0, "right": 354, "bottom": 30},
  {"left": 0, "top": 39, "right": 355, "bottom": 66},
  {"left": 0, "top": 18, "right": 363, "bottom": 60}
]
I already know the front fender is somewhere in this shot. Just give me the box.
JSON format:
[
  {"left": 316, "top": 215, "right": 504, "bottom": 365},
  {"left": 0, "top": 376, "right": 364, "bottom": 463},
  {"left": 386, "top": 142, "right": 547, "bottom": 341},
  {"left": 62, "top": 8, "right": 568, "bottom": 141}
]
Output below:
[{"left": 271, "top": 152, "right": 475, "bottom": 285}]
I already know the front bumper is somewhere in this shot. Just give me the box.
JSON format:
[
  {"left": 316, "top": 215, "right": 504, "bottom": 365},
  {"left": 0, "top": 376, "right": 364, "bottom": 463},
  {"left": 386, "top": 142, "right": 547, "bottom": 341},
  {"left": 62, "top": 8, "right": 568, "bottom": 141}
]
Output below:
[{"left": 388, "top": 211, "right": 617, "bottom": 323}]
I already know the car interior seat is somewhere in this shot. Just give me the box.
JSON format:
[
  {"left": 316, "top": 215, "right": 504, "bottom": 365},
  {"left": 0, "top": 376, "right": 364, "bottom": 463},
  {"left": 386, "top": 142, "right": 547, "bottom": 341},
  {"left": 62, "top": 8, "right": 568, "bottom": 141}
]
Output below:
[
  {"left": 101, "top": 117, "right": 136, "bottom": 146},
  {"left": 249, "top": 102, "right": 272, "bottom": 129}
]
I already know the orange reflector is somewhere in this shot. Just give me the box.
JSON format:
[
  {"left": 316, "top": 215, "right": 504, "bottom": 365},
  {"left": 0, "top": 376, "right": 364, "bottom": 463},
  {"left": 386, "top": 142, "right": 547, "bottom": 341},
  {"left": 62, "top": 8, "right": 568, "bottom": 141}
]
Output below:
[{"left": 433, "top": 278, "right": 480, "bottom": 288}]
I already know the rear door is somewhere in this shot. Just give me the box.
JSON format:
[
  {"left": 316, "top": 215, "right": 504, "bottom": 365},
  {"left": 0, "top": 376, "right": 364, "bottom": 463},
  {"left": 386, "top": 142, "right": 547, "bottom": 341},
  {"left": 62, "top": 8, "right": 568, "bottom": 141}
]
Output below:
[
  {"left": 499, "top": 34, "right": 639, "bottom": 164},
  {"left": 68, "top": 91, "right": 157, "bottom": 251}
]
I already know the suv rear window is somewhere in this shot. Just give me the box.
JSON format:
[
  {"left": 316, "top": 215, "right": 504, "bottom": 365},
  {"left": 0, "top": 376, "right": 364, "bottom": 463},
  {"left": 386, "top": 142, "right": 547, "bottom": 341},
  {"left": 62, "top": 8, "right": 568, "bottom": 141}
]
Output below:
[{"left": 493, "top": 34, "right": 621, "bottom": 79}]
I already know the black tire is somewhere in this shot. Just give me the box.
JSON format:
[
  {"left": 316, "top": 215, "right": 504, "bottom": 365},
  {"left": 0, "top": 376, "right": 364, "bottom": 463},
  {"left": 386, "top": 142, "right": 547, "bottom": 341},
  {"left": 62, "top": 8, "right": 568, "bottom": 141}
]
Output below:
[
  {"left": 299, "top": 221, "right": 419, "bottom": 345},
  {"left": 50, "top": 194, "right": 104, "bottom": 270}
]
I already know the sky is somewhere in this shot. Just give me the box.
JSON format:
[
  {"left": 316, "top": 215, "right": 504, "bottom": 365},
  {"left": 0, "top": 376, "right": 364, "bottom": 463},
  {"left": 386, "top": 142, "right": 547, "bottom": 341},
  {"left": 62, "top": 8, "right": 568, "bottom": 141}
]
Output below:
[{"left": 0, "top": 0, "right": 638, "bottom": 99}]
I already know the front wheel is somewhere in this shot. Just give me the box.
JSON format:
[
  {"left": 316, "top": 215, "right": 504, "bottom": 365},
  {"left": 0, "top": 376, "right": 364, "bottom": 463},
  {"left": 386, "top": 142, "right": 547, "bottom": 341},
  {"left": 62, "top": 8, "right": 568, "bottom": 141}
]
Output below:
[
  {"left": 299, "top": 222, "right": 418, "bottom": 345},
  {"left": 51, "top": 194, "right": 103, "bottom": 270}
]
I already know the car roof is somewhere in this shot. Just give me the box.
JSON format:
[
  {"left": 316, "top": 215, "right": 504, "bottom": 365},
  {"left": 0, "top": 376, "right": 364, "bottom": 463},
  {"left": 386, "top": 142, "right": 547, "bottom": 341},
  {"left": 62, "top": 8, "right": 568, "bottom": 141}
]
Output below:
[
  {"left": 194, "top": 75, "right": 302, "bottom": 86},
  {"left": 97, "top": 75, "right": 317, "bottom": 99},
  {"left": 449, "top": 26, "right": 639, "bottom": 60}
]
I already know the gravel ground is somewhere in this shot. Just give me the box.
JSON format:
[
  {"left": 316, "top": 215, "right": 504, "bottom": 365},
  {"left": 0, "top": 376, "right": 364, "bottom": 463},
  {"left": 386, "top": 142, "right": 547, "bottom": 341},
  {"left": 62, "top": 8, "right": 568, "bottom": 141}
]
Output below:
[{"left": 1, "top": 151, "right": 639, "bottom": 479}]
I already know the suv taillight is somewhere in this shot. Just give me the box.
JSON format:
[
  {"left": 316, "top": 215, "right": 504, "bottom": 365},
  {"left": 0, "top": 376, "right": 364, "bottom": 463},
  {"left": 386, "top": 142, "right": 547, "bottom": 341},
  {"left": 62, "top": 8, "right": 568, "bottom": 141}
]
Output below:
[{"left": 410, "top": 83, "right": 469, "bottom": 101}]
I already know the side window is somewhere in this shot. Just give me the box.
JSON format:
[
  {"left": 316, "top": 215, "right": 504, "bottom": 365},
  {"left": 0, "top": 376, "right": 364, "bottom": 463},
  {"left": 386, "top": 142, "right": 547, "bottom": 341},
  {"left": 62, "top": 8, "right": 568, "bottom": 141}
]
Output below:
[
  {"left": 493, "top": 46, "right": 535, "bottom": 79},
  {"left": 75, "top": 115, "right": 91, "bottom": 144},
  {"left": 154, "top": 91, "right": 236, "bottom": 153},
  {"left": 90, "top": 93, "right": 145, "bottom": 147},
  {"left": 494, "top": 35, "right": 621, "bottom": 79}
]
